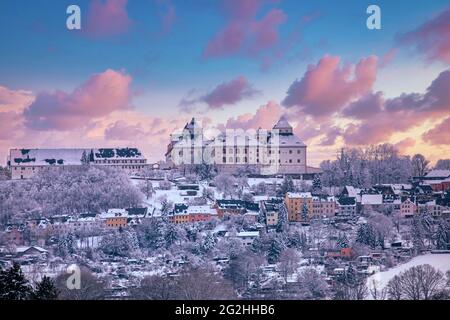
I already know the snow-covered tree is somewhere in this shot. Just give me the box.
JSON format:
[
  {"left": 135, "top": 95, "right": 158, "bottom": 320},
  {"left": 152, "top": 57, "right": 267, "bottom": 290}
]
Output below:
[
  {"left": 279, "top": 176, "right": 295, "bottom": 196},
  {"left": 436, "top": 219, "right": 450, "bottom": 250},
  {"left": 0, "top": 263, "right": 32, "bottom": 300},
  {"left": 336, "top": 233, "right": 349, "bottom": 248},
  {"left": 267, "top": 237, "right": 283, "bottom": 264},
  {"left": 296, "top": 268, "right": 329, "bottom": 300},
  {"left": 214, "top": 174, "right": 236, "bottom": 199},
  {"left": 32, "top": 276, "right": 58, "bottom": 300},
  {"left": 201, "top": 232, "right": 216, "bottom": 253},
  {"left": 356, "top": 223, "right": 377, "bottom": 249},
  {"left": 100, "top": 230, "right": 139, "bottom": 257},
  {"left": 301, "top": 203, "right": 309, "bottom": 222},
  {"left": 312, "top": 175, "right": 322, "bottom": 193},
  {"left": 276, "top": 204, "right": 288, "bottom": 233}
]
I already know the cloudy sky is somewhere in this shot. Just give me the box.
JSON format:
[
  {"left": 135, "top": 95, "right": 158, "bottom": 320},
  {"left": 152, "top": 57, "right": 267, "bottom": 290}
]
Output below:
[{"left": 1, "top": 0, "right": 449, "bottom": 166}]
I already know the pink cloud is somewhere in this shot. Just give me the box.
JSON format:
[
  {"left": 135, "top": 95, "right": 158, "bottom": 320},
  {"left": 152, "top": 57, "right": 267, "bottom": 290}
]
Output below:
[
  {"left": 249, "top": 9, "right": 287, "bottom": 54},
  {"left": 380, "top": 48, "right": 398, "bottom": 68},
  {"left": 0, "top": 112, "right": 22, "bottom": 140},
  {"left": 423, "top": 117, "right": 450, "bottom": 145},
  {"left": 341, "top": 69, "right": 450, "bottom": 146},
  {"left": 23, "top": 69, "right": 132, "bottom": 131},
  {"left": 394, "top": 138, "right": 416, "bottom": 155},
  {"left": 203, "top": 0, "right": 287, "bottom": 58},
  {"left": 0, "top": 86, "right": 34, "bottom": 112},
  {"left": 342, "top": 91, "right": 384, "bottom": 119},
  {"left": 224, "top": 100, "right": 282, "bottom": 130},
  {"left": 202, "top": 76, "right": 259, "bottom": 109},
  {"left": 180, "top": 76, "right": 259, "bottom": 110},
  {"left": 282, "top": 55, "right": 378, "bottom": 118},
  {"left": 85, "top": 0, "right": 132, "bottom": 37},
  {"left": 319, "top": 126, "right": 342, "bottom": 146},
  {"left": 398, "top": 5, "right": 450, "bottom": 64}
]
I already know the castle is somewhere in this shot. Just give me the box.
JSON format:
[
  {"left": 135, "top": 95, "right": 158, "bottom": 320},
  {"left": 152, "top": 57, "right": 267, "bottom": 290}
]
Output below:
[{"left": 166, "top": 116, "right": 320, "bottom": 176}]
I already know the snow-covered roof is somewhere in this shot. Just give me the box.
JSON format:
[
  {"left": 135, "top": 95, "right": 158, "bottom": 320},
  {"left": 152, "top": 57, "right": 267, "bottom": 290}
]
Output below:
[
  {"left": 361, "top": 194, "right": 383, "bottom": 205},
  {"left": 9, "top": 147, "right": 145, "bottom": 167},
  {"left": 344, "top": 186, "right": 361, "bottom": 198},
  {"left": 269, "top": 134, "right": 306, "bottom": 147},
  {"left": 273, "top": 116, "right": 292, "bottom": 129},
  {"left": 425, "top": 170, "right": 450, "bottom": 178},
  {"left": 236, "top": 231, "right": 260, "bottom": 238},
  {"left": 16, "top": 246, "right": 48, "bottom": 253},
  {"left": 286, "top": 192, "right": 312, "bottom": 198},
  {"left": 100, "top": 209, "right": 128, "bottom": 219},
  {"left": 175, "top": 205, "right": 217, "bottom": 216},
  {"left": 312, "top": 195, "right": 336, "bottom": 202}
]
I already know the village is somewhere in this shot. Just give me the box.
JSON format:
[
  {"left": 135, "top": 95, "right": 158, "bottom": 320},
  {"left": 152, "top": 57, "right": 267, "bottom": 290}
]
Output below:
[{"left": 1, "top": 158, "right": 449, "bottom": 299}]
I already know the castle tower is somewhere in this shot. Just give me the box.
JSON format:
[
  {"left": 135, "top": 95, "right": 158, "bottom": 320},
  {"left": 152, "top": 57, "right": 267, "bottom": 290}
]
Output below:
[{"left": 273, "top": 115, "right": 293, "bottom": 135}]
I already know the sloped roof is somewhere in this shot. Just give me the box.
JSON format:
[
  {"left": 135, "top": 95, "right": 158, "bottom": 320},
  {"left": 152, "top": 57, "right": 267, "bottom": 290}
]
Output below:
[
  {"left": 273, "top": 116, "right": 292, "bottom": 129},
  {"left": 425, "top": 170, "right": 450, "bottom": 178}
]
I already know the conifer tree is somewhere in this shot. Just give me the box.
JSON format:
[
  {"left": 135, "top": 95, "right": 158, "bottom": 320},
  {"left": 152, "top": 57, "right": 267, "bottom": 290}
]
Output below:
[{"left": 32, "top": 276, "right": 59, "bottom": 300}]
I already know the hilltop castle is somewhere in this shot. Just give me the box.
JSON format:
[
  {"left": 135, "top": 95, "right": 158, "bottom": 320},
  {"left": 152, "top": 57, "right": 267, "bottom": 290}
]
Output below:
[{"left": 166, "top": 116, "right": 320, "bottom": 176}]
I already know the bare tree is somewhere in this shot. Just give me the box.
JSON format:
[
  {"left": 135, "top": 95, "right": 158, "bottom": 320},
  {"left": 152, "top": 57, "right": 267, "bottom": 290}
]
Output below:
[
  {"left": 278, "top": 248, "right": 300, "bottom": 282},
  {"left": 296, "top": 268, "right": 329, "bottom": 300},
  {"left": 387, "top": 275, "right": 403, "bottom": 300},
  {"left": 389, "top": 264, "right": 446, "bottom": 300},
  {"left": 411, "top": 154, "right": 429, "bottom": 177},
  {"left": 368, "top": 278, "right": 387, "bottom": 300},
  {"left": 131, "top": 275, "right": 177, "bottom": 300},
  {"left": 55, "top": 267, "right": 108, "bottom": 300},
  {"left": 174, "top": 266, "right": 236, "bottom": 300}
]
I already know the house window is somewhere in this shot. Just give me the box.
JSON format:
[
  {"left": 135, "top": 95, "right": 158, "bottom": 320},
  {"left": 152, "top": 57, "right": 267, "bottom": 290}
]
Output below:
[{"left": 223, "top": 157, "right": 226, "bottom": 163}]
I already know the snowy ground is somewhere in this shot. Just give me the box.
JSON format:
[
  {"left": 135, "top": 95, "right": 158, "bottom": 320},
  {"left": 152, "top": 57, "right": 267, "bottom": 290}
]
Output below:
[{"left": 367, "top": 253, "right": 450, "bottom": 297}]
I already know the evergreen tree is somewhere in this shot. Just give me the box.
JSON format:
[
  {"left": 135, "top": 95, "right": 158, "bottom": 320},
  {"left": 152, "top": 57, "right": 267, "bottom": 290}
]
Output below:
[
  {"left": 336, "top": 233, "right": 349, "bottom": 248},
  {"left": 0, "top": 263, "right": 32, "bottom": 300},
  {"left": 436, "top": 219, "right": 449, "bottom": 250},
  {"left": 202, "top": 233, "right": 216, "bottom": 253},
  {"left": 164, "top": 223, "right": 179, "bottom": 248},
  {"left": 412, "top": 215, "right": 425, "bottom": 253},
  {"left": 312, "top": 175, "right": 322, "bottom": 193},
  {"left": 276, "top": 204, "right": 288, "bottom": 233},
  {"left": 267, "top": 238, "right": 283, "bottom": 264},
  {"left": 356, "top": 224, "right": 377, "bottom": 248},
  {"left": 279, "top": 176, "right": 295, "bottom": 196},
  {"left": 287, "top": 231, "right": 307, "bottom": 251},
  {"left": 301, "top": 203, "right": 309, "bottom": 222},
  {"left": 32, "top": 276, "right": 58, "bottom": 300}
]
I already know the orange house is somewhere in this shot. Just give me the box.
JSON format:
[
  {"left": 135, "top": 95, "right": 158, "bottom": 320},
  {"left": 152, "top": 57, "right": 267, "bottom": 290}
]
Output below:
[
  {"left": 284, "top": 192, "right": 313, "bottom": 222},
  {"left": 101, "top": 209, "right": 128, "bottom": 228}
]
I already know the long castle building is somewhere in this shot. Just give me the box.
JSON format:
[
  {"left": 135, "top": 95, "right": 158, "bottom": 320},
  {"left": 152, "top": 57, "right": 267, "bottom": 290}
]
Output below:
[{"left": 8, "top": 147, "right": 147, "bottom": 180}]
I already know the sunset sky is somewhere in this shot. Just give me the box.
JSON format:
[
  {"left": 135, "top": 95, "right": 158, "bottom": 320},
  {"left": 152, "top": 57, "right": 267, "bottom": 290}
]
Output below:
[{"left": 1, "top": 0, "right": 449, "bottom": 166}]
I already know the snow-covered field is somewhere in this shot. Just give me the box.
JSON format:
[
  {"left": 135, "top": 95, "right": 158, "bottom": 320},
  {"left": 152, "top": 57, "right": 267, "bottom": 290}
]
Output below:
[{"left": 367, "top": 253, "right": 450, "bottom": 294}]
